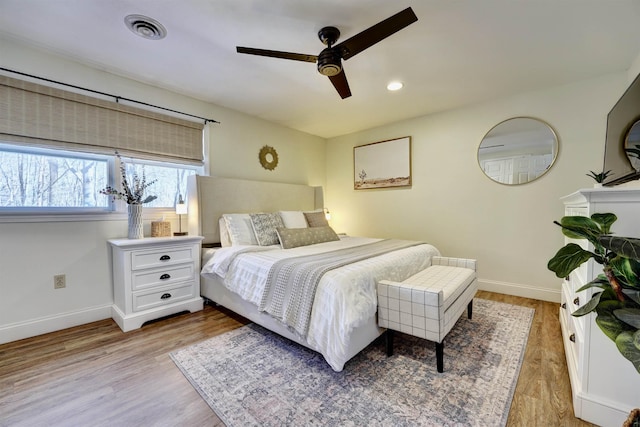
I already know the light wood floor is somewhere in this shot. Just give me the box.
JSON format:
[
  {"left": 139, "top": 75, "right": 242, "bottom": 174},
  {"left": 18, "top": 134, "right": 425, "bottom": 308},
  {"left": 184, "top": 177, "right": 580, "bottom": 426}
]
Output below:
[{"left": 0, "top": 291, "right": 594, "bottom": 426}]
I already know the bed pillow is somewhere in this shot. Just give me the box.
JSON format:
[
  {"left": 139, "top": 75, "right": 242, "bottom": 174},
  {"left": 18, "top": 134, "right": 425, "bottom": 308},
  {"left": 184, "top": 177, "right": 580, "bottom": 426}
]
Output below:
[
  {"left": 276, "top": 226, "right": 340, "bottom": 249},
  {"left": 304, "top": 210, "right": 329, "bottom": 227},
  {"left": 279, "top": 211, "right": 308, "bottom": 229},
  {"left": 249, "top": 212, "right": 285, "bottom": 246},
  {"left": 223, "top": 213, "right": 258, "bottom": 246},
  {"left": 218, "top": 217, "right": 232, "bottom": 247}
]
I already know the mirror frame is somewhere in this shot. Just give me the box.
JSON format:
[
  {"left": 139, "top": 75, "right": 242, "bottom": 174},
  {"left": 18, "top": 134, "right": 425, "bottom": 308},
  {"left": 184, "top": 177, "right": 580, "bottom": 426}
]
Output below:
[{"left": 478, "top": 116, "right": 558, "bottom": 185}]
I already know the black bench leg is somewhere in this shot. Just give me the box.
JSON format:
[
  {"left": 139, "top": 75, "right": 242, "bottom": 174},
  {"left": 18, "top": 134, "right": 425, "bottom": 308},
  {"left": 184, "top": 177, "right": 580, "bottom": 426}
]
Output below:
[
  {"left": 436, "top": 341, "right": 444, "bottom": 373},
  {"left": 467, "top": 299, "right": 473, "bottom": 319},
  {"left": 385, "top": 329, "right": 394, "bottom": 356}
]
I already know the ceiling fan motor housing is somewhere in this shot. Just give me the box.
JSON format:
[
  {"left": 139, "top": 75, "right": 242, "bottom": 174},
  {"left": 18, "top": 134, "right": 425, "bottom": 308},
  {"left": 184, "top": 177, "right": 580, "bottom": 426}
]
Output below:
[
  {"left": 317, "top": 48, "right": 342, "bottom": 76},
  {"left": 236, "top": 8, "right": 417, "bottom": 98}
]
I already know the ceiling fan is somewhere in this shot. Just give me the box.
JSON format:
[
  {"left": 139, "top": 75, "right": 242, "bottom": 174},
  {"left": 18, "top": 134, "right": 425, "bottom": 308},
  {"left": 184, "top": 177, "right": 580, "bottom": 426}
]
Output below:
[{"left": 236, "top": 7, "right": 418, "bottom": 99}]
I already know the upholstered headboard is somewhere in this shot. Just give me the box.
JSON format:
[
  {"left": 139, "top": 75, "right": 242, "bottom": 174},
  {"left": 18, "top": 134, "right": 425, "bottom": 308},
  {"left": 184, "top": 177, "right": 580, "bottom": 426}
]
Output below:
[{"left": 186, "top": 175, "right": 324, "bottom": 244}]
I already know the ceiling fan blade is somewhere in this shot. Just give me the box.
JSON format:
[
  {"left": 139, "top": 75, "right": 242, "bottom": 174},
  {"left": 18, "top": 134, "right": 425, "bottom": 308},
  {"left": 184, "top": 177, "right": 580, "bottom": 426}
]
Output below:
[
  {"left": 335, "top": 7, "right": 418, "bottom": 60},
  {"left": 236, "top": 46, "right": 317, "bottom": 63},
  {"left": 328, "top": 69, "right": 351, "bottom": 99}
]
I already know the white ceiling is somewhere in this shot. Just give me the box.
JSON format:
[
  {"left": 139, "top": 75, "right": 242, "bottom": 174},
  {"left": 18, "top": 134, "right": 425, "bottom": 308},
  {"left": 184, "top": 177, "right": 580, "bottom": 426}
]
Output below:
[{"left": 1, "top": 0, "right": 639, "bottom": 138}]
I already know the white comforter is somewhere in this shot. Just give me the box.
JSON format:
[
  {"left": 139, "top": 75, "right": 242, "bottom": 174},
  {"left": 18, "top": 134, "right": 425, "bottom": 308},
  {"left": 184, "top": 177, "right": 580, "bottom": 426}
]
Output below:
[{"left": 201, "top": 236, "right": 440, "bottom": 371}]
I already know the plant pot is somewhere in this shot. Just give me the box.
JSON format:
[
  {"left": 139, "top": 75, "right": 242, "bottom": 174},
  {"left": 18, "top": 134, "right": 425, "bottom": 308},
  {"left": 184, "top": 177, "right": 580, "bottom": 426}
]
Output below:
[
  {"left": 593, "top": 183, "right": 603, "bottom": 188},
  {"left": 127, "top": 204, "right": 144, "bottom": 239}
]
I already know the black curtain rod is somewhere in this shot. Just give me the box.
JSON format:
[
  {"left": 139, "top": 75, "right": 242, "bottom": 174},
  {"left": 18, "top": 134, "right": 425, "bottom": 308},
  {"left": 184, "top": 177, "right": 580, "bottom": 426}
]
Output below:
[{"left": 0, "top": 67, "right": 220, "bottom": 124}]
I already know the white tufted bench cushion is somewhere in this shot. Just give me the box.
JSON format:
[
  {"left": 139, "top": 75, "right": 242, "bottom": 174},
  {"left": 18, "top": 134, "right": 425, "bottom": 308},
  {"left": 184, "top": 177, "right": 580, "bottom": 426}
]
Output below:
[{"left": 377, "top": 256, "right": 477, "bottom": 372}]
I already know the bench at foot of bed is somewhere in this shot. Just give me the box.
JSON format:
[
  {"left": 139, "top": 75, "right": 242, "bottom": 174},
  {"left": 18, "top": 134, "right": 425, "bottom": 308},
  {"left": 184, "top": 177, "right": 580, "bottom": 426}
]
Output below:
[{"left": 377, "top": 256, "right": 478, "bottom": 373}]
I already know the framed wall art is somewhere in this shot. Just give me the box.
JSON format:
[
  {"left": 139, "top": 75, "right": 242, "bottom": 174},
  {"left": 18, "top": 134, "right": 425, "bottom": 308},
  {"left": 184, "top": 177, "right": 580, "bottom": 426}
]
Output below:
[{"left": 354, "top": 136, "right": 412, "bottom": 190}]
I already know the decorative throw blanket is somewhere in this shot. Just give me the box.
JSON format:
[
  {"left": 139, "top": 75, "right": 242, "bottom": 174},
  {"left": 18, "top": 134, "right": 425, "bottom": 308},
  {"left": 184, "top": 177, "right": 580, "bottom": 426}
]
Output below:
[{"left": 258, "top": 239, "right": 420, "bottom": 337}]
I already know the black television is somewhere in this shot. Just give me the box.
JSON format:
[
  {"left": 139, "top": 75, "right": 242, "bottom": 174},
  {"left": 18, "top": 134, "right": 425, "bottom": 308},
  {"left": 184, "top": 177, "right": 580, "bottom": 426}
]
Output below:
[{"left": 603, "top": 71, "right": 640, "bottom": 186}]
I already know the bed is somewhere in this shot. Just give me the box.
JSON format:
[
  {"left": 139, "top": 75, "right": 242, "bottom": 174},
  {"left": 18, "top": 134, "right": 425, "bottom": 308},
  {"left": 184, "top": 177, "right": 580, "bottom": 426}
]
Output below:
[{"left": 187, "top": 175, "right": 440, "bottom": 371}]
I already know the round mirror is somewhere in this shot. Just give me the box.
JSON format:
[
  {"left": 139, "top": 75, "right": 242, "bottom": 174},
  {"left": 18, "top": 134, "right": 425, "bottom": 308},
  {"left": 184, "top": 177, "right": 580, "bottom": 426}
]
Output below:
[
  {"left": 259, "top": 145, "right": 279, "bottom": 170},
  {"left": 624, "top": 119, "right": 640, "bottom": 172},
  {"left": 478, "top": 117, "right": 558, "bottom": 185}
]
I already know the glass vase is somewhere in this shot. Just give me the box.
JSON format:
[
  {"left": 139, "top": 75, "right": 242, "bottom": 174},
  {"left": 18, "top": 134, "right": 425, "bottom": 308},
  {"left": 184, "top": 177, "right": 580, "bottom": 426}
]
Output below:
[{"left": 127, "top": 204, "right": 144, "bottom": 239}]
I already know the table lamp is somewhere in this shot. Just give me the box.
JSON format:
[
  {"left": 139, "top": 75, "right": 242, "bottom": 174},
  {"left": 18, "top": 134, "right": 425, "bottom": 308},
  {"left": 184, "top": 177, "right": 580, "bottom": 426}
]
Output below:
[{"left": 174, "top": 194, "right": 188, "bottom": 236}]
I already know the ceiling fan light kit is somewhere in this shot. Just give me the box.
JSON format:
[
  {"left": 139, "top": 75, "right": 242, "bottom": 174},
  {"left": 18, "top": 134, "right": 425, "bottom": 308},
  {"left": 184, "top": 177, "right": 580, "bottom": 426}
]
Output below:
[{"left": 236, "top": 7, "right": 418, "bottom": 99}]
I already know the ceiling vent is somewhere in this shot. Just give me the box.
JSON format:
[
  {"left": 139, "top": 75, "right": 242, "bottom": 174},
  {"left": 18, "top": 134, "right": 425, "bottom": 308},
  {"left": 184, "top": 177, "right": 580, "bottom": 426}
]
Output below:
[{"left": 124, "top": 14, "right": 167, "bottom": 40}]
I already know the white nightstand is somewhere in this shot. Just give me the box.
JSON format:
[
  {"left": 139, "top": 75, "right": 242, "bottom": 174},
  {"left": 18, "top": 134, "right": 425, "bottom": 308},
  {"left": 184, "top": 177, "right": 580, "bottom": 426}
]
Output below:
[{"left": 108, "top": 236, "right": 204, "bottom": 332}]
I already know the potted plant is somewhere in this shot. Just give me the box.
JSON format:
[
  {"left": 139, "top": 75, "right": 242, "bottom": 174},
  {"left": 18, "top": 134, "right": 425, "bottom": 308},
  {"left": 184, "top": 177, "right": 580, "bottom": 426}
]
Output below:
[
  {"left": 585, "top": 169, "right": 612, "bottom": 187},
  {"left": 548, "top": 213, "right": 640, "bottom": 425},
  {"left": 548, "top": 213, "right": 640, "bottom": 371},
  {"left": 100, "top": 152, "right": 157, "bottom": 239}
]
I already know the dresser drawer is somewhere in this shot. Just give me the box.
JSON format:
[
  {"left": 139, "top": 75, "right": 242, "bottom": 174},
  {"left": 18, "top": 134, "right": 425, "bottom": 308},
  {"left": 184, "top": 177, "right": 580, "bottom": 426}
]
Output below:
[
  {"left": 133, "top": 283, "right": 194, "bottom": 312},
  {"left": 561, "top": 285, "right": 583, "bottom": 369},
  {"left": 132, "top": 264, "right": 195, "bottom": 291},
  {"left": 131, "top": 246, "right": 194, "bottom": 270}
]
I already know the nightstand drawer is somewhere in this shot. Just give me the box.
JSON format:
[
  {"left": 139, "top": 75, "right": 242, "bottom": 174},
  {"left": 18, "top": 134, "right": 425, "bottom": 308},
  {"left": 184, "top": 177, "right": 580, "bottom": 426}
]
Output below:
[
  {"left": 131, "top": 246, "right": 194, "bottom": 270},
  {"left": 132, "top": 264, "right": 195, "bottom": 291},
  {"left": 133, "top": 283, "right": 194, "bottom": 312}
]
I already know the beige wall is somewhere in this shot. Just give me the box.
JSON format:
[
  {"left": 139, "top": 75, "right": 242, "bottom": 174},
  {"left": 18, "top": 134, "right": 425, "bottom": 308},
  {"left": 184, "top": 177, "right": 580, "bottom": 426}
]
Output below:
[
  {"left": 0, "top": 39, "right": 325, "bottom": 343},
  {"left": 1, "top": 36, "right": 637, "bottom": 343},
  {"left": 325, "top": 73, "right": 632, "bottom": 301}
]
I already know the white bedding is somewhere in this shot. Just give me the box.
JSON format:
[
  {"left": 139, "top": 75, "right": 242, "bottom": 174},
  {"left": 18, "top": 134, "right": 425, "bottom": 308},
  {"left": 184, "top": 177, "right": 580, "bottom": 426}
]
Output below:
[{"left": 201, "top": 236, "right": 440, "bottom": 371}]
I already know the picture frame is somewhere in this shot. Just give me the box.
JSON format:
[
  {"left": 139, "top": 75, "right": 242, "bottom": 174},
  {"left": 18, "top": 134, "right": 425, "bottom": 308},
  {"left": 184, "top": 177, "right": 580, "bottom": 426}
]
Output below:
[{"left": 354, "top": 136, "right": 412, "bottom": 190}]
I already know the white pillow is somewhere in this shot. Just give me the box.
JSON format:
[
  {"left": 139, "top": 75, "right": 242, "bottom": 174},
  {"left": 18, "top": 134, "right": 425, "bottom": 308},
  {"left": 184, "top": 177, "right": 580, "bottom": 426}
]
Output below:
[
  {"left": 279, "top": 211, "right": 308, "bottom": 229},
  {"left": 223, "top": 213, "right": 258, "bottom": 246},
  {"left": 218, "top": 217, "right": 232, "bottom": 247}
]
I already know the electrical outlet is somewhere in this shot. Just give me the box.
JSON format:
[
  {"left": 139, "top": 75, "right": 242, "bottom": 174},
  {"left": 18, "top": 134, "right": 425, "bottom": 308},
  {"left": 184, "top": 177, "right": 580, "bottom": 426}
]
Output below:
[{"left": 54, "top": 274, "right": 66, "bottom": 289}]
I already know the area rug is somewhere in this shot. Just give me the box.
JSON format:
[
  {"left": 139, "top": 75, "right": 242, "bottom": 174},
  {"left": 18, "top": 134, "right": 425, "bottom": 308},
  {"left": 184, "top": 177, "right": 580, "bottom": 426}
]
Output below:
[{"left": 170, "top": 298, "right": 534, "bottom": 427}]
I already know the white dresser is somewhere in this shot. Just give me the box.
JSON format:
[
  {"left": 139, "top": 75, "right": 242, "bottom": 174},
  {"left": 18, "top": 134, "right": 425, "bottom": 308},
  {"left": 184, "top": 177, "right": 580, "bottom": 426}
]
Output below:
[
  {"left": 109, "top": 236, "right": 204, "bottom": 332},
  {"left": 560, "top": 188, "right": 640, "bottom": 427}
]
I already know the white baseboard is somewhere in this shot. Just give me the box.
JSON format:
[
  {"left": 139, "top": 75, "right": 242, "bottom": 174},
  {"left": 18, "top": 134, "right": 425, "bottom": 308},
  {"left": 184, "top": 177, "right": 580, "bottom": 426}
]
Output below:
[
  {"left": 0, "top": 304, "right": 112, "bottom": 345},
  {"left": 479, "top": 279, "right": 561, "bottom": 303},
  {"left": 0, "top": 280, "right": 560, "bottom": 345}
]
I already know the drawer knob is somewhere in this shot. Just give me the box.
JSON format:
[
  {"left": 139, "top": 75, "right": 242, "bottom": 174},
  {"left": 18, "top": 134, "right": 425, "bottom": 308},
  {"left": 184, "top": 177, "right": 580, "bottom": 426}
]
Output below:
[
  {"left": 160, "top": 293, "right": 172, "bottom": 300},
  {"left": 569, "top": 333, "right": 576, "bottom": 343},
  {"left": 160, "top": 273, "right": 171, "bottom": 280},
  {"left": 573, "top": 297, "right": 580, "bottom": 306},
  {"left": 561, "top": 303, "right": 566, "bottom": 309},
  {"left": 160, "top": 255, "right": 171, "bottom": 261}
]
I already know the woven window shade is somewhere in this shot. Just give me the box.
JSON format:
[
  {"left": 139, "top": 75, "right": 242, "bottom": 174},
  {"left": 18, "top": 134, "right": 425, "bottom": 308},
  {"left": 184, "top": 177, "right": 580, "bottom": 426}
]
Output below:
[{"left": 0, "top": 75, "right": 204, "bottom": 164}]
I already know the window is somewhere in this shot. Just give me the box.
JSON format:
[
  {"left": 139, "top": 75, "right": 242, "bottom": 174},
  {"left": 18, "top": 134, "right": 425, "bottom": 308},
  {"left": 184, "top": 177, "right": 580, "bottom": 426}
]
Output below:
[
  {"left": 0, "top": 75, "right": 206, "bottom": 214},
  {"left": 0, "top": 144, "right": 109, "bottom": 209},
  {"left": 0, "top": 144, "right": 200, "bottom": 212},
  {"left": 122, "top": 157, "right": 200, "bottom": 208}
]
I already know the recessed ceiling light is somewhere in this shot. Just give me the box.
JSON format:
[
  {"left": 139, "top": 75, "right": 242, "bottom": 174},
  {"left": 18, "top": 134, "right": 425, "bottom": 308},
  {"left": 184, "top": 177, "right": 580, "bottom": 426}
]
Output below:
[
  {"left": 387, "top": 81, "right": 404, "bottom": 91},
  {"left": 124, "top": 14, "right": 167, "bottom": 40}
]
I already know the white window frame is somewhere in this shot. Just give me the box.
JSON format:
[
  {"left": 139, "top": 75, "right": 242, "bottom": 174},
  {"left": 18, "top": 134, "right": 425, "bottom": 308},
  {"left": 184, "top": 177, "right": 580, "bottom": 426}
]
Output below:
[{"left": 0, "top": 144, "right": 202, "bottom": 223}]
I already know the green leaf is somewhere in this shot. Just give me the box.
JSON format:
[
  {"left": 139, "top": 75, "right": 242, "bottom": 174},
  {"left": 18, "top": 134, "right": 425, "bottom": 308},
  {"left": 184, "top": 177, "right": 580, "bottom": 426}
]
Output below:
[
  {"left": 611, "top": 257, "right": 640, "bottom": 289},
  {"left": 572, "top": 292, "right": 602, "bottom": 316},
  {"left": 590, "top": 213, "right": 617, "bottom": 234},
  {"left": 623, "top": 289, "right": 640, "bottom": 305},
  {"left": 547, "top": 243, "right": 595, "bottom": 278},
  {"left": 613, "top": 308, "right": 640, "bottom": 329},
  {"left": 575, "top": 275, "right": 609, "bottom": 293},
  {"left": 599, "top": 236, "right": 640, "bottom": 261},
  {"left": 615, "top": 331, "right": 640, "bottom": 374},
  {"left": 595, "top": 300, "right": 635, "bottom": 341},
  {"left": 557, "top": 216, "right": 603, "bottom": 244}
]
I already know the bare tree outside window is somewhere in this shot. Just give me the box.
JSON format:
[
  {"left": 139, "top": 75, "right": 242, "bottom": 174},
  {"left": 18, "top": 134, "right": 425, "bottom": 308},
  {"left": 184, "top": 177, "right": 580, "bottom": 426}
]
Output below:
[
  {"left": 0, "top": 150, "right": 108, "bottom": 207},
  {"left": 0, "top": 146, "right": 199, "bottom": 210}
]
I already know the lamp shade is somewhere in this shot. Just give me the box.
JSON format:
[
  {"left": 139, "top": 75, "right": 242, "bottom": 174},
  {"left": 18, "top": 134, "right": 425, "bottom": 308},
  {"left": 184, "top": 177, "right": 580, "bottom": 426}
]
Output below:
[
  {"left": 324, "top": 208, "right": 331, "bottom": 221},
  {"left": 175, "top": 195, "right": 187, "bottom": 215}
]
